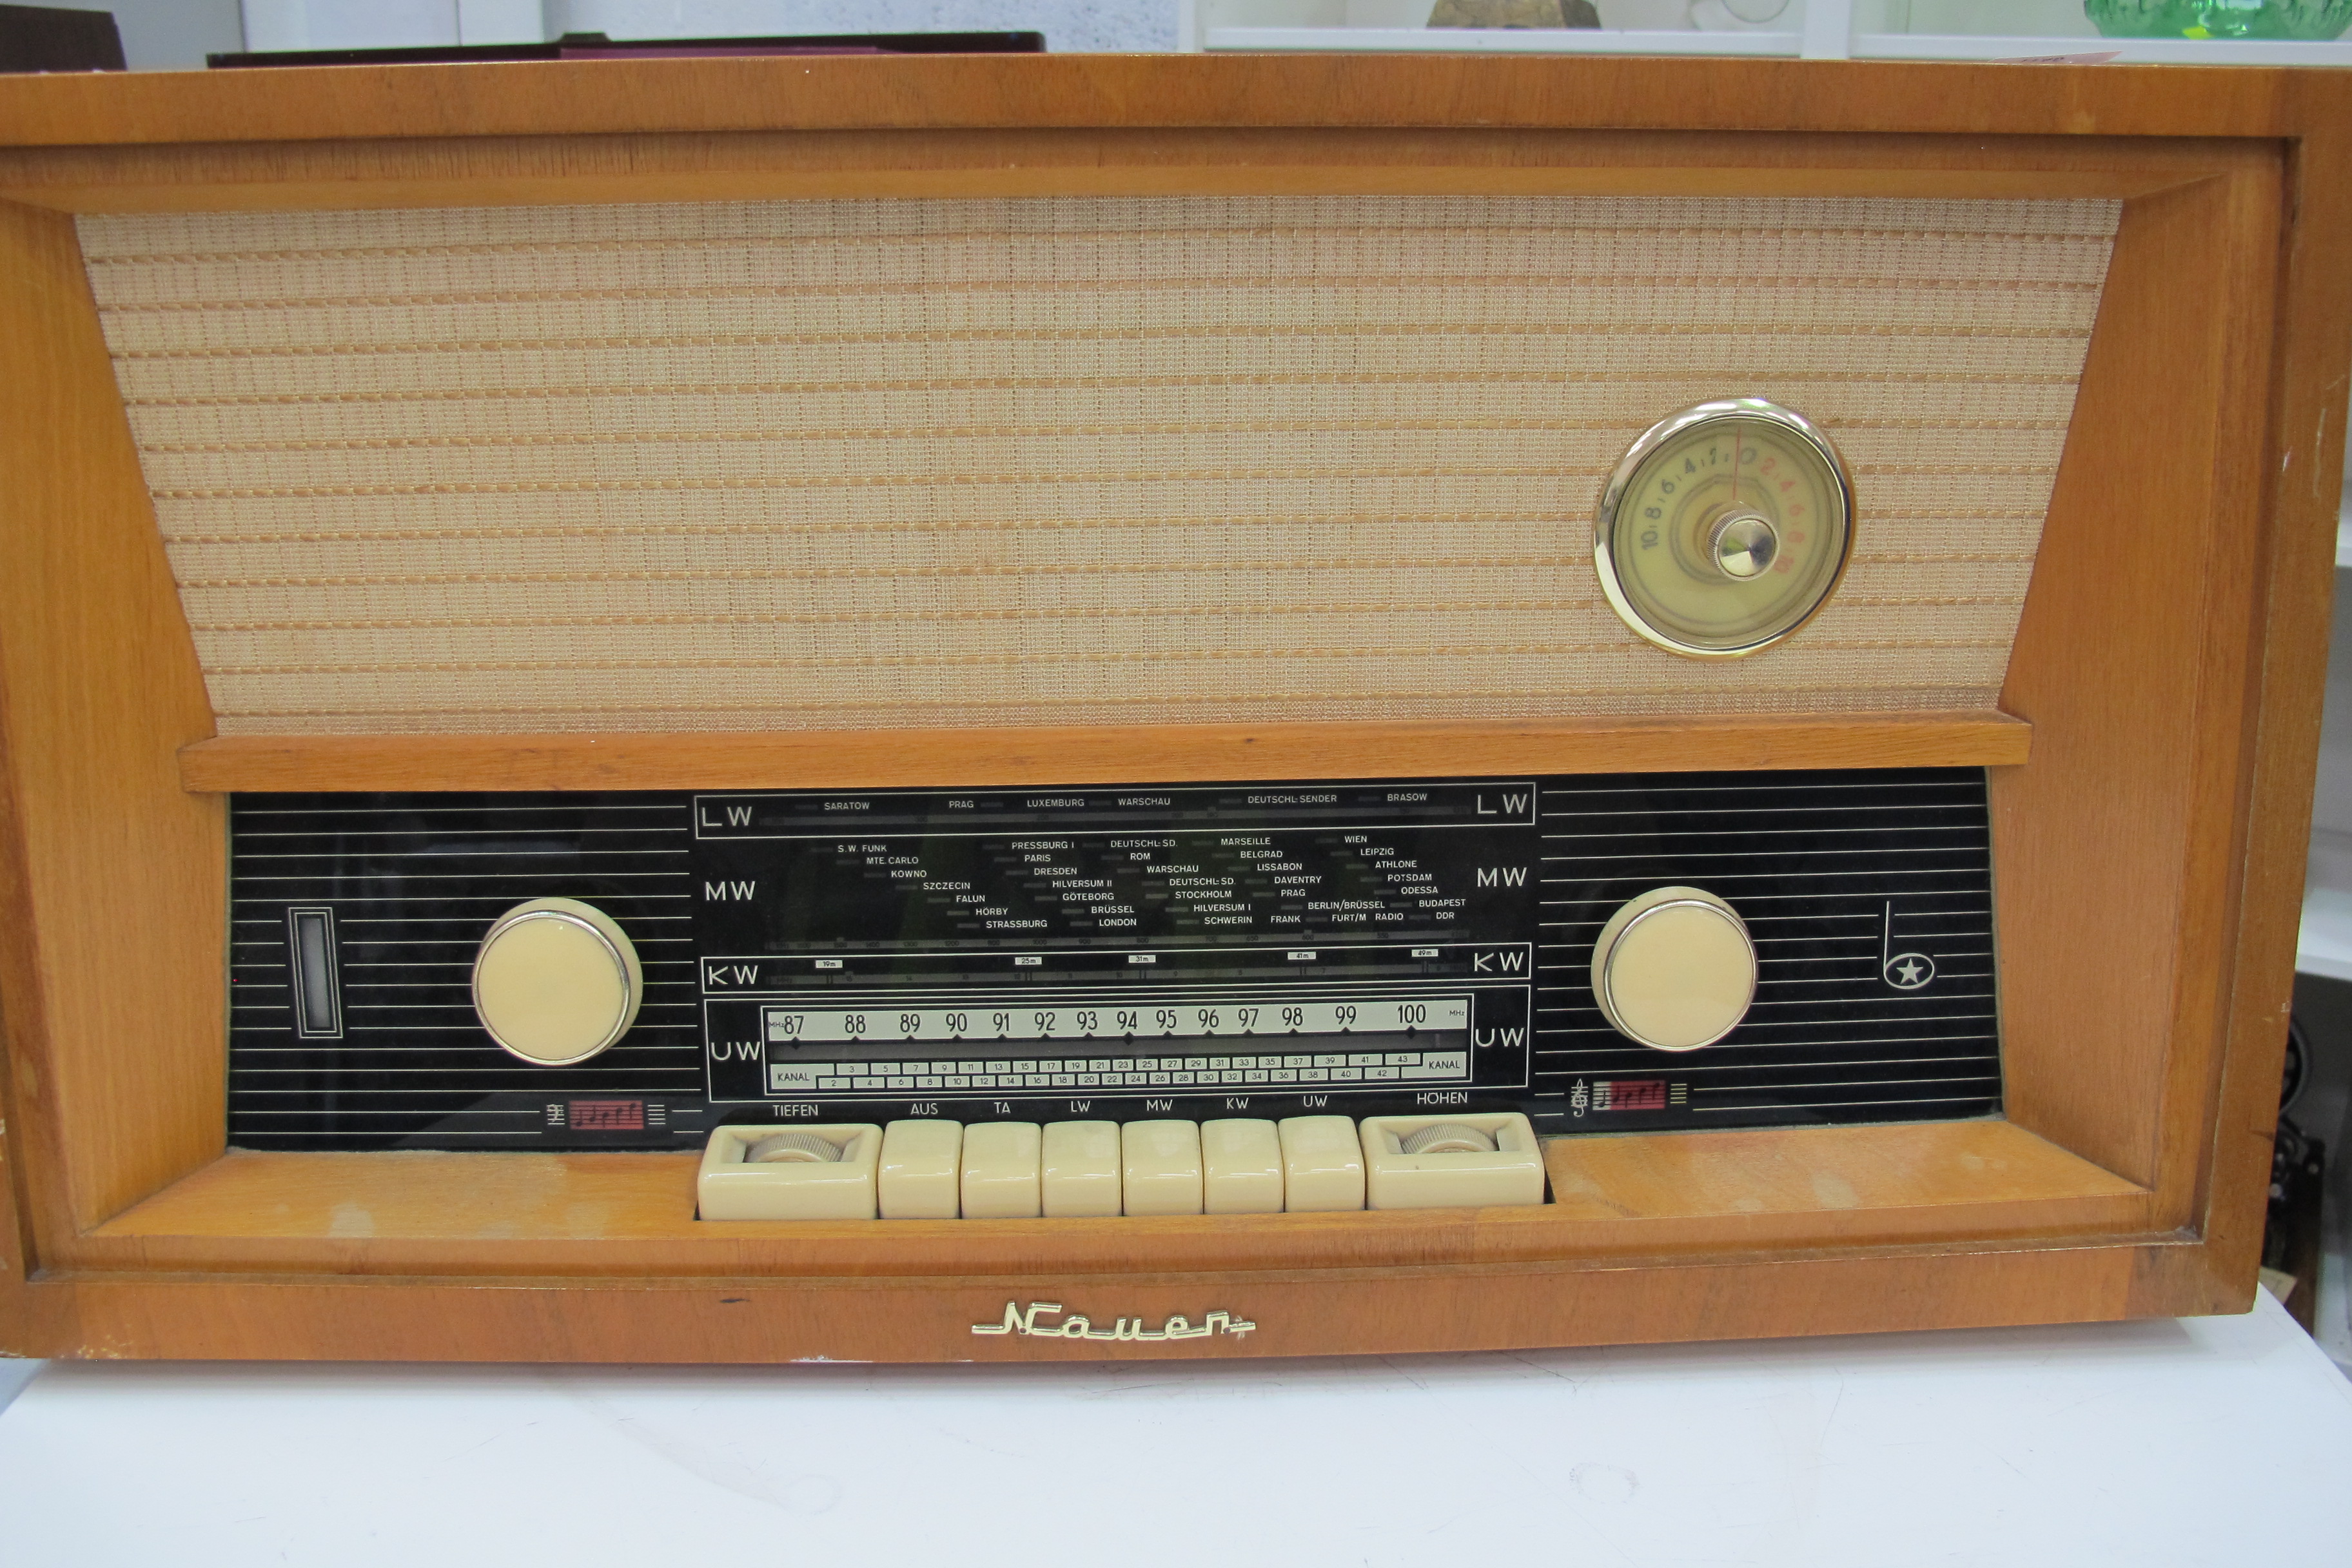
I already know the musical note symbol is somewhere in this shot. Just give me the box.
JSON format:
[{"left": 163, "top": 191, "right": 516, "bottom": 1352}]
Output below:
[{"left": 1880, "top": 903, "right": 1936, "bottom": 991}]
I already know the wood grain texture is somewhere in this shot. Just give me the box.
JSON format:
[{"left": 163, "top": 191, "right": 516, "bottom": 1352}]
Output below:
[
  {"left": 0, "top": 57, "right": 2344, "bottom": 1360},
  {"left": 0, "top": 981, "right": 26, "bottom": 1286},
  {"left": 2142, "top": 164, "right": 2290, "bottom": 1233},
  {"left": 177, "top": 714, "right": 2032, "bottom": 794},
  {"left": 1539, "top": 1121, "right": 2146, "bottom": 1235},
  {"left": 2184, "top": 84, "right": 2352, "bottom": 1315},
  {"left": 0, "top": 199, "right": 222, "bottom": 1241},
  {"left": 0, "top": 128, "right": 2240, "bottom": 213},
  {"left": 1993, "top": 154, "right": 2282, "bottom": 1207},
  {"left": 0, "top": 1242, "right": 2164, "bottom": 1363},
  {"left": 55, "top": 1121, "right": 2145, "bottom": 1281},
  {"left": 0, "top": 55, "right": 2342, "bottom": 148}
]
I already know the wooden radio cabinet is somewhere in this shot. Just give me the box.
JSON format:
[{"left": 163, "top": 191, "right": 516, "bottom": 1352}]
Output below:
[{"left": 0, "top": 52, "right": 2346, "bottom": 1362}]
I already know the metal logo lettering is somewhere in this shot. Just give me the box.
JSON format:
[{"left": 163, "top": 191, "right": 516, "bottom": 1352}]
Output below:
[{"left": 971, "top": 1301, "right": 1256, "bottom": 1342}]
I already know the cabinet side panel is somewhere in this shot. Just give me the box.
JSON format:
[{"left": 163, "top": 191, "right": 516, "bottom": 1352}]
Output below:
[
  {"left": 2185, "top": 110, "right": 2352, "bottom": 1309},
  {"left": 0, "top": 198, "right": 223, "bottom": 1239},
  {"left": 1995, "top": 161, "right": 2282, "bottom": 1197}
]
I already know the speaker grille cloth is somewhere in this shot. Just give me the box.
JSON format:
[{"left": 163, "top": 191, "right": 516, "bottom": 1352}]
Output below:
[{"left": 77, "top": 195, "right": 2119, "bottom": 734}]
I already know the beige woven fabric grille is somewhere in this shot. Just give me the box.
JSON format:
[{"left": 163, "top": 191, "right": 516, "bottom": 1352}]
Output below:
[{"left": 79, "top": 195, "right": 2119, "bottom": 735}]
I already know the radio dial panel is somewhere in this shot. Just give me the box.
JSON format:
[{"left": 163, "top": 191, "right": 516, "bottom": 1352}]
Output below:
[{"left": 228, "top": 768, "right": 1999, "bottom": 1150}]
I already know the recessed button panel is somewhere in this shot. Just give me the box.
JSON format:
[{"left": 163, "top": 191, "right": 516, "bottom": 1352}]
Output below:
[{"left": 700, "top": 1117, "right": 1544, "bottom": 1219}]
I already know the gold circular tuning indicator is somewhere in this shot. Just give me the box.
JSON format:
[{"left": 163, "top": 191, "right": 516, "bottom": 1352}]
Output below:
[{"left": 1594, "top": 398, "right": 1854, "bottom": 658}]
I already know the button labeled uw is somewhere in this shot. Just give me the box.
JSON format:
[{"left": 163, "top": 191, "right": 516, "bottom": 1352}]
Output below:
[{"left": 1278, "top": 1115, "right": 1365, "bottom": 1212}]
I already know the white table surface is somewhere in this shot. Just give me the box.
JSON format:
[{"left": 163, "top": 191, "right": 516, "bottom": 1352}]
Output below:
[{"left": 2, "top": 1289, "right": 2348, "bottom": 1567}]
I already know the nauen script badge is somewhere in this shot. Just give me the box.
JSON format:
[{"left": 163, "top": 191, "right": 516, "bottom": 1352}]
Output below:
[{"left": 972, "top": 1301, "right": 1257, "bottom": 1343}]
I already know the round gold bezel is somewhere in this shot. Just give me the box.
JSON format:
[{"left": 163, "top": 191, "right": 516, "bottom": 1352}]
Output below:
[{"left": 1592, "top": 397, "right": 1856, "bottom": 660}]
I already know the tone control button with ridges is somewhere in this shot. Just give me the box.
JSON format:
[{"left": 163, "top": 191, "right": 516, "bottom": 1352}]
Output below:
[
  {"left": 697, "top": 1124, "right": 881, "bottom": 1220},
  {"left": 1360, "top": 1112, "right": 1545, "bottom": 1210},
  {"left": 746, "top": 1131, "right": 843, "bottom": 1164},
  {"left": 1399, "top": 1123, "right": 1496, "bottom": 1155}
]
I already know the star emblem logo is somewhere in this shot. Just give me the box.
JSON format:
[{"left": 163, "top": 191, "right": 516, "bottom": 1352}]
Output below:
[{"left": 1883, "top": 952, "right": 1936, "bottom": 991}]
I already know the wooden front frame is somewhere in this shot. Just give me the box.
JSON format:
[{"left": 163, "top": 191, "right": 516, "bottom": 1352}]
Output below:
[{"left": 0, "top": 55, "right": 2345, "bottom": 1362}]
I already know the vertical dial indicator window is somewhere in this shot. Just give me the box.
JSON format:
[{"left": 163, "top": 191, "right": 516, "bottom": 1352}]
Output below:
[{"left": 1594, "top": 398, "right": 1854, "bottom": 658}]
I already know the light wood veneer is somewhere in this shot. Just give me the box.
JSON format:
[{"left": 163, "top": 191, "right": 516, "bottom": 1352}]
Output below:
[{"left": 0, "top": 55, "right": 2343, "bottom": 1362}]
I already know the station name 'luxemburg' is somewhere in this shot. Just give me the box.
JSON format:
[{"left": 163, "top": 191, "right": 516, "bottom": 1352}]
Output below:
[{"left": 971, "top": 1302, "right": 1257, "bottom": 1342}]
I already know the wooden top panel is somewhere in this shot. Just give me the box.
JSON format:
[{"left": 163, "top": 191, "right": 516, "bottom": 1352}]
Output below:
[{"left": 0, "top": 55, "right": 2347, "bottom": 151}]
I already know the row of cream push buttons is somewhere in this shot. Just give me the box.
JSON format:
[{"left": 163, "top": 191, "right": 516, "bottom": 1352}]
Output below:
[
  {"left": 696, "top": 1112, "right": 1544, "bottom": 1220},
  {"left": 768, "top": 1052, "right": 1471, "bottom": 1093}
]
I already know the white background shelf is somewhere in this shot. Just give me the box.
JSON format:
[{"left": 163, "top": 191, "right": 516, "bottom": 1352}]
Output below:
[
  {"left": 1858, "top": 34, "right": 2352, "bottom": 63},
  {"left": 1198, "top": 1, "right": 2352, "bottom": 61},
  {"left": 2304, "top": 492, "right": 2352, "bottom": 979},
  {"left": 1, "top": 1288, "right": 2347, "bottom": 1565},
  {"left": 1204, "top": 26, "right": 1803, "bottom": 50},
  {"left": 1206, "top": 27, "right": 2352, "bottom": 61}
]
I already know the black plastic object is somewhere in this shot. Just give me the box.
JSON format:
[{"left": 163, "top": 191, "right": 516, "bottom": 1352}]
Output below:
[
  {"left": 0, "top": 3, "right": 125, "bottom": 73},
  {"left": 208, "top": 29, "right": 1044, "bottom": 69}
]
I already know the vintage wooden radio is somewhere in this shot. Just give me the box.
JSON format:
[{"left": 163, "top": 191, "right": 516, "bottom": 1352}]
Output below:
[{"left": 0, "top": 53, "right": 2345, "bottom": 1362}]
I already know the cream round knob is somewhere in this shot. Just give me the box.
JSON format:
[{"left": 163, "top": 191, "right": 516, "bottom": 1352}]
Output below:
[
  {"left": 471, "top": 897, "right": 642, "bottom": 1066},
  {"left": 1590, "top": 885, "right": 1756, "bottom": 1052}
]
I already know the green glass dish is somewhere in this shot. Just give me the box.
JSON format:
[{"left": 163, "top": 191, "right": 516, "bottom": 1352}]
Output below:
[{"left": 2085, "top": 0, "right": 2352, "bottom": 38}]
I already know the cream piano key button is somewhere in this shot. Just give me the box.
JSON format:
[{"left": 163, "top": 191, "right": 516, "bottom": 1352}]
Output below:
[
  {"left": 878, "top": 1120, "right": 963, "bottom": 1220},
  {"left": 1589, "top": 885, "right": 1757, "bottom": 1052},
  {"left": 471, "top": 897, "right": 642, "bottom": 1066},
  {"left": 696, "top": 1124, "right": 880, "bottom": 1220},
  {"left": 1121, "top": 1119, "right": 1204, "bottom": 1216},
  {"left": 1359, "top": 1112, "right": 1544, "bottom": 1211},
  {"left": 1042, "top": 1121, "right": 1122, "bottom": 1217},
  {"left": 961, "top": 1122, "right": 1043, "bottom": 1219},
  {"left": 1277, "top": 1115, "right": 1364, "bottom": 1212},
  {"left": 1200, "top": 1119, "right": 1284, "bottom": 1215}
]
